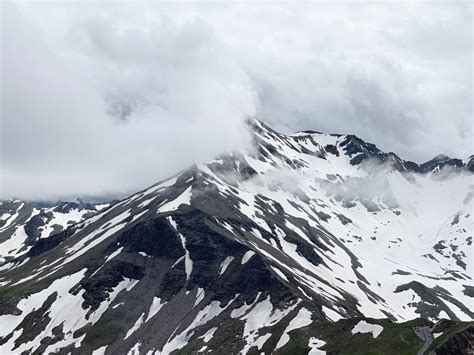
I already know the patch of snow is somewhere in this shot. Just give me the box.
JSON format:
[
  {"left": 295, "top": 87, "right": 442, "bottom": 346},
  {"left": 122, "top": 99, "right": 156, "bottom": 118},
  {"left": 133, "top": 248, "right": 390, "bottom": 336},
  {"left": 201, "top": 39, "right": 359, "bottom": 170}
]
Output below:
[
  {"left": 126, "top": 279, "right": 140, "bottom": 291},
  {"left": 200, "top": 327, "right": 217, "bottom": 343},
  {"left": 219, "top": 256, "right": 234, "bottom": 275},
  {"left": 92, "top": 345, "right": 108, "bottom": 355},
  {"left": 39, "top": 208, "right": 89, "bottom": 239},
  {"left": 0, "top": 226, "right": 29, "bottom": 258},
  {"left": 276, "top": 308, "right": 312, "bottom": 349},
  {"left": 238, "top": 295, "right": 299, "bottom": 354},
  {"left": 105, "top": 247, "right": 123, "bottom": 262},
  {"left": 131, "top": 210, "right": 147, "bottom": 222},
  {"left": 171, "top": 255, "right": 185, "bottom": 268},
  {"left": 322, "top": 305, "right": 343, "bottom": 321},
  {"left": 351, "top": 320, "right": 384, "bottom": 338},
  {"left": 125, "top": 313, "right": 145, "bottom": 339},
  {"left": 178, "top": 233, "right": 193, "bottom": 281},
  {"left": 195, "top": 288, "right": 205, "bottom": 307},
  {"left": 94, "top": 203, "right": 110, "bottom": 211},
  {"left": 128, "top": 342, "right": 141, "bottom": 355},
  {"left": 308, "top": 337, "right": 326, "bottom": 354},
  {"left": 241, "top": 250, "right": 255, "bottom": 265},
  {"left": 138, "top": 197, "right": 156, "bottom": 208},
  {"left": 158, "top": 186, "right": 192, "bottom": 213},
  {"left": 271, "top": 266, "right": 289, "bottom": 282},
  {"left": 161, "top": 299, "right": 235, "bottom": 354},
  {"left": 231, "top": 293, "right": 261, "bottom": 319},
  {"left": 146, "top": 297, "right": 165, "bottom": 322},
  {"left": 0, "top": 203, "right": 22, "bottom": 231},
  {"left": 438, "top": 310, "right": 449, "bottom": 319}
]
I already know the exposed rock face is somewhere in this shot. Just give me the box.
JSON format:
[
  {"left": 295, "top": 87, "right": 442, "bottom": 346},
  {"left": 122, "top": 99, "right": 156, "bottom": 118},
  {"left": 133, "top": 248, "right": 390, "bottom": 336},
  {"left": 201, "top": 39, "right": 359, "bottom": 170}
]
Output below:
[{"left": 0, "top": 119, "right": 472, "bottom": 354}]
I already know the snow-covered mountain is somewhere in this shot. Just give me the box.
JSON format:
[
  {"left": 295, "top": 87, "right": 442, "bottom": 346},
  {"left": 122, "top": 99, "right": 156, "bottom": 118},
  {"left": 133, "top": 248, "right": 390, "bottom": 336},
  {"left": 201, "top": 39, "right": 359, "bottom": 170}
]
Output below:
[{"left": 0, "top": 119, "right": 472, "bottom": 354}]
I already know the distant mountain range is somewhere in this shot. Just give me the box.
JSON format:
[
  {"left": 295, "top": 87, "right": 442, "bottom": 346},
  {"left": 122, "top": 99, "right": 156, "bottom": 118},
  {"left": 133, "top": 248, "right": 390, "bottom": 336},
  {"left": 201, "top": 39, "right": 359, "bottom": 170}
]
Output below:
[
  {"left": 0, "top": 200, "right": 113, "bottom": 263},
  {"left": 0, "top": 119, "right": 472, "bottom": 354}
]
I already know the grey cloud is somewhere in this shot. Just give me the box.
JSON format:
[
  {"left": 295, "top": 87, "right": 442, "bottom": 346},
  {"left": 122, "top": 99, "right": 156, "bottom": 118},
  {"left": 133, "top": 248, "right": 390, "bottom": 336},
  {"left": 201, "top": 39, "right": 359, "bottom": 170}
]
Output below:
[{"left": 1, "top": 3, "right": 256, "bottom": 200}]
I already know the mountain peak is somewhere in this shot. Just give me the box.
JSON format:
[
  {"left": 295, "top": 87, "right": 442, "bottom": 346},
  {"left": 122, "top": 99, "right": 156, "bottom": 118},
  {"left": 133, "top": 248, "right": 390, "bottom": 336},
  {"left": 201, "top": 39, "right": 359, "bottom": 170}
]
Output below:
[
  {"left": 420, "top": 154, "right": 464, "bottom": 173},
  {"left": 0, "top": 119, "right": 472, "bottom": 354},
  {"left": 247, "top": 119, "right": 472, "bottom": 175},
  {"left": 431, "top": 154, "right": 451, "bottom": 161}
]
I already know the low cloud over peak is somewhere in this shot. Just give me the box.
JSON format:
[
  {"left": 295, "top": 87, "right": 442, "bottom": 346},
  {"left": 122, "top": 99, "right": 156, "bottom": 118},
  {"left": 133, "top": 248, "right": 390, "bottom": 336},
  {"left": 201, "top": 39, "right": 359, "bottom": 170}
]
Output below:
[{"left": 1, "top": 1, "right": 472, "bottom": 200}]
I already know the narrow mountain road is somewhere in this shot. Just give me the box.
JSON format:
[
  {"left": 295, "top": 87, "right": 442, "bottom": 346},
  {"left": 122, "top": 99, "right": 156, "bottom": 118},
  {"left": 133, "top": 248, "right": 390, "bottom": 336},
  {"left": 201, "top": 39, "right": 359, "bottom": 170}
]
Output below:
[{"left": 415, "top": 326, "right": 434, "bottom": 355}]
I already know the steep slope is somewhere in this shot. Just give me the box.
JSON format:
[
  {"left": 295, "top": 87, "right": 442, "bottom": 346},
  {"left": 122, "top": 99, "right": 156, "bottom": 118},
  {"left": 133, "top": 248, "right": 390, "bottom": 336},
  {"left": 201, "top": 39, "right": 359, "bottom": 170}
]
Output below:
[
  {"left": 275, "top": 318, "right": 474, "bottom": 355},
  {"left": 0, "top": 119, "right": 472, "bottom": 354},
  {"left": 0, "top": 200, "right": 112, "bottom": 263}
]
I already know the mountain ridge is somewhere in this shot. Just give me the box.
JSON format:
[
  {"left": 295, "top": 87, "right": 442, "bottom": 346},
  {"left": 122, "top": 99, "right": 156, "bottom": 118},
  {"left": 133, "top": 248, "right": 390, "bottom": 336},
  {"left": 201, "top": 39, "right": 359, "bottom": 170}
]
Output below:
[
  {"left": 0, "top": 118, "right": 472, "bottom": 354},
  {"left": 290, "top": 121, "right": 471, "bottom": 174}
]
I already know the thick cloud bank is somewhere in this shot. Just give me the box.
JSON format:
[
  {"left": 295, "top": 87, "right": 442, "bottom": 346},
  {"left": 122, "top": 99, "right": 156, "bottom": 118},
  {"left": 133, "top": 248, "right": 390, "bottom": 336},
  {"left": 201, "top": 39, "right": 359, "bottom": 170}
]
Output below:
[{"left": 1, "top": 2, "right": 472, "bottom": 200}]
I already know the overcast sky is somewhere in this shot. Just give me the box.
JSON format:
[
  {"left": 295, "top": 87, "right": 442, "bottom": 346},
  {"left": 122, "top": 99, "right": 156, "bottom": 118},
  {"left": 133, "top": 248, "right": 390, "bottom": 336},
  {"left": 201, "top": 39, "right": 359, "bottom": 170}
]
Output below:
[{"left": 1, "top": 1, "right": 472, "bottom": 201}]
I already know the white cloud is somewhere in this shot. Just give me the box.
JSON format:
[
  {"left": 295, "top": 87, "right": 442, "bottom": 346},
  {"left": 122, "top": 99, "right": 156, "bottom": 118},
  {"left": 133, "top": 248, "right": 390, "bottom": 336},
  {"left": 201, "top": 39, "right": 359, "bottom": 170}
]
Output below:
[{"left": 1, "top": 1, "right": 472, "bottom": 200}]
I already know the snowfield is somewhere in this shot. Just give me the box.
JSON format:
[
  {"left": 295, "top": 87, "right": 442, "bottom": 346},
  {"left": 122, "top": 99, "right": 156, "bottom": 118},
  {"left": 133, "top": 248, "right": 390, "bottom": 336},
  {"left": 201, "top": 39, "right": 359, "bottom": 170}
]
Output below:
[{"left": 351, "top": 320, "right": 384, "bottom": 338}]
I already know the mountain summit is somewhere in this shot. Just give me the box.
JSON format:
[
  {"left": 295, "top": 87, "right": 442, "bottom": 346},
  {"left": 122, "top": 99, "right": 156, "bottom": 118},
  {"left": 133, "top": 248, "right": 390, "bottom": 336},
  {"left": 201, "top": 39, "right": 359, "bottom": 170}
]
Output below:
[{"left": 0, "top": 119, "right": 472, "bottom": 354}]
